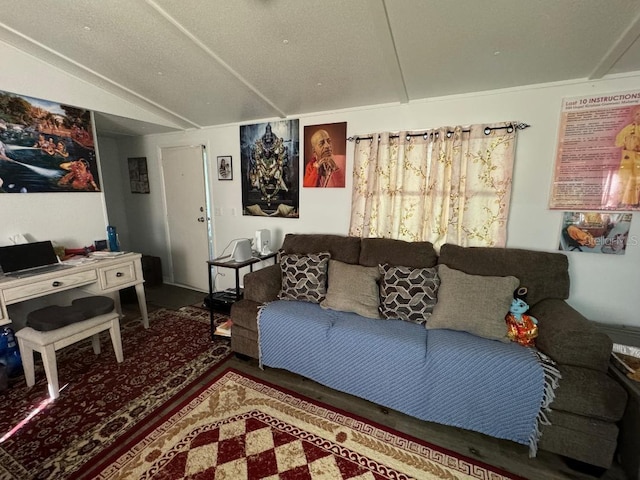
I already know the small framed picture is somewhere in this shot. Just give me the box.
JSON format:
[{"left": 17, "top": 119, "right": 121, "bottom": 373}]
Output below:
[
  {"left": 128, "top": 157, "right": 150, "bottom": 193},
  {"left": 217, "top": 156, "right": 233, "bottom": 180}
]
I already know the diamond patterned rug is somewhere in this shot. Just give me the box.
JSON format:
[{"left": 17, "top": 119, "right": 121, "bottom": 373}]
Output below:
[
  {"left": 81, "top": 369, "right": 523, "bottom": 480},
  {"left": 0, "top": 306, "right": 232, "bottom": 479}
]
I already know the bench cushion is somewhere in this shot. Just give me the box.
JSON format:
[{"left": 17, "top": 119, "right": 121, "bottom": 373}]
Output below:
[
  {"left": 26, "top": 296, "right": 114, "bottom": 331},
  {"left": 72, "top": 296, "right": 115, "bottom": 318}
]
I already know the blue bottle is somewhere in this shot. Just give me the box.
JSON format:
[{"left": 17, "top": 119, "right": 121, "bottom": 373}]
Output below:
[
  {"left": 107, "top": 225, "right": 120, "bottom": 252},
  {"left": 0, "top": 327, "right": 22, "bottom": 378}
]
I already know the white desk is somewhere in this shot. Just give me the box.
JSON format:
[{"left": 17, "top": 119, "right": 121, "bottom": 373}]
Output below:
[{"left": 0, "top": 252, "right": 148, "bottom": 328}]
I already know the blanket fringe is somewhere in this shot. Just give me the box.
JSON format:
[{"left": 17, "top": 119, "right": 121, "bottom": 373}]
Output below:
[
  {"left": 528, "top": 350, "right": 562, "bottom": 458},
  {"left": 256, "top": 302, "right": 271, "bottom": 370}
]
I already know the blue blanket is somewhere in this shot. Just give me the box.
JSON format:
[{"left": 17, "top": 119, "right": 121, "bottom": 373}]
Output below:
[{"left": 258, "top": 300, "right": 559, "bottom": 454}]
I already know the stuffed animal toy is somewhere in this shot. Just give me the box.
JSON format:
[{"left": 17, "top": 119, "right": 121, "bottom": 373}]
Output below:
[{"left": 505, "top": 287, "right": 538, "bottom": 347}]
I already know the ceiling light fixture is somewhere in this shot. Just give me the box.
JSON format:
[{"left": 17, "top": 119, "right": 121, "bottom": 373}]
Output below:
[{"left": 282, "top": 39, "right": 289, "bottom": 45}]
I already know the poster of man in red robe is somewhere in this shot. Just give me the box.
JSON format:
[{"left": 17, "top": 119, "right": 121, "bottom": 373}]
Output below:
[{"left": 303, "top": 122, "right": 347, "bottom": 188}]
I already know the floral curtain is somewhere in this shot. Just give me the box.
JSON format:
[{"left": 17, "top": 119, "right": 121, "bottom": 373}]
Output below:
[{"left": 349, "top": 122, "right": 520, "bottom": 249}]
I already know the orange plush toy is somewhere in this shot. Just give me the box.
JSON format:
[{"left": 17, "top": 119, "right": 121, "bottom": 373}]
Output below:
[{"left": 505, "top": 287, "right": 538, "bottom": 347}]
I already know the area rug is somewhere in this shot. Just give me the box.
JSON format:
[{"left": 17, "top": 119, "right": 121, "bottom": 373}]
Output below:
[
  {"left": 80, "top": 368, "right": 523, "bottom": 480},
  {"left": 0, "top": 306, "right": 232, "bottom": 479}
]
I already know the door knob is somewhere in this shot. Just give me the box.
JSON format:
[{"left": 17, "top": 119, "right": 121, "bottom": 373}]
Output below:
[{"left": 197, "top": 217, "right": 205, "bottom": 222}]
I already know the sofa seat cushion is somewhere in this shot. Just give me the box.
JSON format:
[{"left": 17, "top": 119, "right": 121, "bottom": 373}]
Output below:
[
  {"left": 438, "top": 244, "right": 570, "bottom": 306},
  {"left": 259, "top": 300, "right": 430, "bottom": 407},
  {"left": 539, "top": 410, "right": 619, "bottom": 468},
  {"left": 321, "top": 260, "right": 381, "bottom": 318},
  {"left": 550, "top": 365, "right": 628, "bottom": 422},
  {"left": 259, "top": 300, "right": 553, "bottom": 450},
  {"left": 426, "top": 265, "right": 519, "bottom": 342}
]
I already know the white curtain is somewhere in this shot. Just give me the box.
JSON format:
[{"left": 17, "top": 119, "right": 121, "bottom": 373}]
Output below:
[{"left": 349, "top": 122, "right": 520, "bottom": 249}]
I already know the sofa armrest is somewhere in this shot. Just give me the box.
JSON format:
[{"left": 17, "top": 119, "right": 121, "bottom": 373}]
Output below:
[
  {"left": 530, "top": 299, "right": 612, "bottom": 372},
  {"left": 243, "top": 264, "right": 281, "bottom": 303}
]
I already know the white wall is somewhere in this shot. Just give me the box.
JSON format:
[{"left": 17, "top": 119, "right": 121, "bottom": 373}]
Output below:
[
  {"left": 0, "top": 39, "right": 177, "bottom": 250},
  {"left": 96, "top": 135, "right": 131, "bottom": 249},
  {"left": 112, "top": 74, "right": 640, "bottom": 328},
  {"left": 0, "top": 193, "right": 108, "bottom": 248},
  {"left": 1, "top": 38, "right": 638, "bottom": 328}
]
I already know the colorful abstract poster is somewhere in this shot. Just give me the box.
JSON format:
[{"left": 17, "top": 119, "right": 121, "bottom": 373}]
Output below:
[
  {"left": 558, "top": 211, "right": 632, "bottom": 255},
  {"left": 549, "top": 90, "right": 640, "bottom": 210},
  {"left": 0, "top": 90, "right": 99, "bottom": 193},
  {"left": 240, "top": 119, "right": 299, "bottom": 217},
  {"left": 303, "top": 122, "right": 347, "bottom": 188}
]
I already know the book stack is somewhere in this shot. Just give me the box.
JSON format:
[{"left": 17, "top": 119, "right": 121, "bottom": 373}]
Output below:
[{"left": 214, "top": 319, "right": 233, "bottom": 337}]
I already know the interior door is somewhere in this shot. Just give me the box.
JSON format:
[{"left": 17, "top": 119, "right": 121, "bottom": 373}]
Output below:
[{"left": 161, "top": 145, "right": 211, "bottom": 291}]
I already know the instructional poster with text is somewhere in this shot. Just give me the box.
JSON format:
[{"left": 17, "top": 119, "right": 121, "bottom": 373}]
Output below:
[{"left": 549, "top": 90, "right": 640, "bottom": 210}]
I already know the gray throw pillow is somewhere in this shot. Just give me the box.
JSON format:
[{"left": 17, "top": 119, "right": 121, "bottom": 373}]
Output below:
[
  {"left": 278, "top": 252, "right": 330, "bottom": 303},
  {"left": 426, "top": 264, "right": 519, "bottom": 342},
  {"left": 320, "top": 260, "right": 381, "bottom": 318},
  {"left": 378, "top": 264, "right": 440, "bottom": 324}
]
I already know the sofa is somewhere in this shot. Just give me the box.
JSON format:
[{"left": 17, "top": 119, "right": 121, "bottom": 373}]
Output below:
[{"left": 230, "top": 233, "right": 628, "bottom": 469}]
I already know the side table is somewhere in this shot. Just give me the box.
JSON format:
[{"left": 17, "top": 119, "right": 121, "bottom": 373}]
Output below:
[
  {"left": 206, "top": 252, "right": 277, "bottom": 338},
  {"left": 610, "top": 364, "right": 640, "bottom": 480}
]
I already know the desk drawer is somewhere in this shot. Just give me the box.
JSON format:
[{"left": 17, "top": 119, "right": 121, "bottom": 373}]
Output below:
[
  {"left": 99, "top": 261, "right": 137, "bottom": 289},
  {"left": 3, "top": 269, "right": 98, "bottom": 303}
]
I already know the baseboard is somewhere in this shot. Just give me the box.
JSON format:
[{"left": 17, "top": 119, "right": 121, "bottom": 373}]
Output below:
[{"left": 592, "top": 322, "right": 640, "bottom": 348}]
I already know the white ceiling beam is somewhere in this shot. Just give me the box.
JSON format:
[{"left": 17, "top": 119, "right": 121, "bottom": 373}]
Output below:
[
  {"left": 589, "top": 9, "right": 640, "bottom": 79},
  {"left": 372, "top": 0, "right": 409, "bottom": 103},
  {"left": 144, "top": 0, "right": 288, "bottom": 119}
]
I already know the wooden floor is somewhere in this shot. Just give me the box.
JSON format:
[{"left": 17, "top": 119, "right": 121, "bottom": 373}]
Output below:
[{"left": 140, "top": 283, "right": 629, "bottom": 480}]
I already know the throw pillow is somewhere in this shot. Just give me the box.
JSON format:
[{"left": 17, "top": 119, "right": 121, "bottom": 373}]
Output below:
[
  {"left": 320, "top": 260, "right": 381, "bottom": 318},
  {"left": 278, "top": 252, "right": 331, "bottom": 303},
  {"left": 378, "top": 264, "right": 440, "bottom": 324},
  {"left": 426, "top": 264, "right": 519, "bottom": 342}
]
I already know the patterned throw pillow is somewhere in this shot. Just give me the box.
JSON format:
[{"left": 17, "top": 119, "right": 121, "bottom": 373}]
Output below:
[
  {"left": 279, "top": 252, "right": 331, "bottom": 303},
  {"left": 378, "top": 264, "right": 440, "bottom": 324}
]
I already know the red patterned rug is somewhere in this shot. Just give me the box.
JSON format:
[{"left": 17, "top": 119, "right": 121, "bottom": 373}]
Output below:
[
  {"left": 0, "top": 306, "right": 232, "bottom": 479},
  {"left": 79, "top": 368, "right": 524, "bottom": 480}
]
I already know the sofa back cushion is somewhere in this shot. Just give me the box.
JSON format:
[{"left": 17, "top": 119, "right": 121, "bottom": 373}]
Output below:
[
  {"left": 359, "top": 238, "right": 438, "bottom": 268},
  {"left": 281, "top": 234, "right": 361, "bottom": 264},
  {"left": 438, "top": 244, "right": 570, "bottom": 306}
]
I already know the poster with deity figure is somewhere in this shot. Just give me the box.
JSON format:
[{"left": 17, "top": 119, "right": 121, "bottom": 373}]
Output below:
[
  {"left": 0, "top": 89, "right": 99, "bottom": 193},
  {"left": 240, "top": 119, "right": 299, "bottom": 217}
]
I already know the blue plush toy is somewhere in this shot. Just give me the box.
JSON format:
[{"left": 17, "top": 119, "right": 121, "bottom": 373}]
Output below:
[{"left": 505, "top": 287, "right": 538, "bottom": 347}]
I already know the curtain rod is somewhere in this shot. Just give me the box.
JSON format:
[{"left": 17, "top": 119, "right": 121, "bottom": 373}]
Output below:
[{"left": 347, "top": 122, "right": 530, "bottom": 142}]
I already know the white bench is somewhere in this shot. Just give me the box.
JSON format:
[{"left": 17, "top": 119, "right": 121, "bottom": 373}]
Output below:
[{"left": 16, "top": 311, "right": 123, "bottom": 399}]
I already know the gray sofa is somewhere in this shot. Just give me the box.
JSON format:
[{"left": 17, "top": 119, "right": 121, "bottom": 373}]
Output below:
[{"left": 230, "top": 233, "right": 628, "bottom": 469}]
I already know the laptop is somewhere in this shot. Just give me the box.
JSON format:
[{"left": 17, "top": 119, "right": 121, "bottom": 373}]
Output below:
[{"left": 0, "top": 241, "right": 74, "bottom": 278}]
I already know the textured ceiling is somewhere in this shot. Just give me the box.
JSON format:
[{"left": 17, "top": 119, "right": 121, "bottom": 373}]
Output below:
[{"left": 1, "top": 0, "right": 640, "bottom": 137}]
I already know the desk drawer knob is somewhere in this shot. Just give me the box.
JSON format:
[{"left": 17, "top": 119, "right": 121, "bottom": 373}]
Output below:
[
  {"left": 116, "top": 272, "right": 124, "bottom": 277},
  {"left": 52, "top": 281, "right": 62, "bottom": 287}
]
